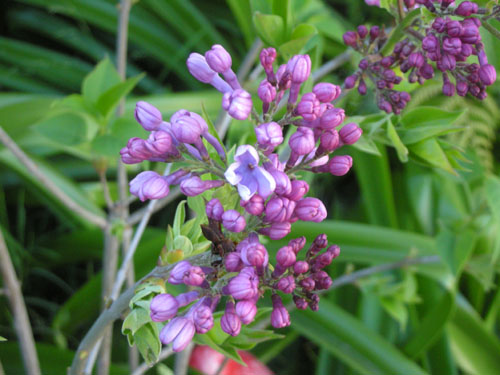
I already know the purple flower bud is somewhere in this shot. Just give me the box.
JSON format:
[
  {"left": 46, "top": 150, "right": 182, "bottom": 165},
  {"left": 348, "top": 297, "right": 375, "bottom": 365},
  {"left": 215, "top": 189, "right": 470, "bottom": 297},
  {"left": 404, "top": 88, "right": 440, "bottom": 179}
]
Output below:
[
  {"left": 313, "top": 83, "right": 341, "bottom": 103},
  {"left": 320, "top": 108, "right": 345, "bottom": 129},
  {"left": 479, "top": 64, "right": 496, "bottom": 86},
  {"left": 339, "top": 123, "right": 362, "bottom": 145},
  {"left": 255, "top": 122, "right": 283, "bottom": 149},
  {"left": 175, "top": 291, "right": 200, "bottom": 307},
  {"left": 150, "top": 294, "right": 179, "bottom": 322},
  {"left": 285, "top": 180, "right": 310, "bottom": 201},
  {"left": 268, "top": 169, "right": 292, "bottom": 196},
  {"left": 456, "top": 81, "right": 468, "bottom": 96},
  {"left": 135, "top": 101, "right": 163, "bottom": 131},
  {"left": 408, "top": 52, "right": 425, "bottom": 68},
  {"left": 259, "top": 222, "right": 291, "bottom": 240},
  {"left": 222, "top": 210, "right": 246, "bottom": 233},
  {"left": 206, "top": 198, "right": 224, "bottom": 221},
  {"left": 293, "top": 296, "right": 308, "bottom": 310},
  {"left": 287, "top": 55, "right": 311, "bottom": 84},
  {"left": 222, "top": 89, "right": 252, "bottom": 120},
  {"left": 357, "top": 26, "right": 367, "bottom": 40},
  {"left": 130, "top": 171, "right": 169, "bottom": 201},
  {"left": 343, "top": 31, "right": 357, "bottom": 47},
  {"left": 235, "top": 300, "right": 257, "bottom": 325},
  {"left": 227, "top": 267, "right": 259, "bottom": 300},
  {"left": 183, "top": 266, "right": 205, "bottom": 286},
  {"left": 221, "top": 302, "right": 241, "bottom": 336},
  {"left": 422, "top": 35, "right": 439, "bottom": 52},
  {"left": 378, "top": 100, "right": 393, "bottom": 114},
  {"left": 160, "top": 317, "right": 196, "bottom": 352},
  {"left": 455, "top": 1, "right": 478, "bottom": 16},
  {"left": 187, "top": 53, "right": 217, "bottom": 83},
  {"left": 241, "top": 194, "right": 265, "bottom": 216},
  {"left": 205, "top": 44, "right": 232, "bottom": 73},
  {"left": 271, "top": 295, "right": 291, "bottom": 328},
  {"left": 317, "top": 129, "right": 340, "bottom": 155},
  {"left": 380, "top": 56, "right": 394, "bottom": 68},
  {"left": 297, "top": 92, "right": 321, "bottom": 122},
  {"left": 432, "top": 17, "right": 446, "bottom": 33},
  {"left": 168, "top": 260, "right": 192, "bottom": 285},
  {"left": 192, "top": 304, "right": 214, "bottom": 334},
  {"left": 358, "top": 79, "right": 367, "bottom": 95},
  {"left": 447, "top": 20, "right": 462, "bottom": 37},
  {"left": 383, "top": 69, "right": 396, "bottom": 82},
  {"left": 145, "top": 130, "right": 173, "bottom": 156},
  {"left": 276, "top": 246, "right": 296, "bottom": 268},
  {"left": 295, "top": 198, "right": 327, "bottom": 223},
  {"left": 258, "top": 80, "right": 277, "bottom": 104},
  {"left": 461, "top": 24, "right": 480, "bottom": 44},
  {"left": 442, "top": 81, "right": 456, "bottom": 96},
  {"left": 370, "top": 26, "right": 380, "bottom": 40},
  {"left": 329, "top": 155, "right": 353, "bottom": 176},
  {"left": 225, "top": 252, "right": 244, "bottom": 272},
  {"left": 120, "top": 147, "right": 142, "bottom": 164},
  {"left": 439, "top": 54, "right": 456, "bottom": 71},
  {"left": 265, "top": 197, "right": 296, "bottom": 223},
  {"left": 289, "top": 127, "right": 316, "bottom": 155},
  {"left": 276, "top": 275, "right": 296, "bottom": 294},
  {"left": 289, "top": 236, "right": 306, "bottom": 254},
  {"left": 170, "top": 111, "right": 204, "bottom": 144},
  {"left": 344, "top": 75, "right": 358, "bottom": 89},
  {"left": 299, "top": 277, "right": 315, "bottom": 291},
  {"left": 293, "top": 261, "right": 309, "bottom": 274},
  {"left": 260, "top": 47, "right": 277, "bottom": 83},
  {"left": 443, "top": 37, "right": 462, "bottom": 55},
  {"left": 241, "top": 242, "right": 268, "bottom": 268},
  {"left": 180, "top": 176, "right": 224, "bottom": 197},
  {"left": 313, "top": 271, "right": 333, "bottom": 290},
  {"left": 419, "top": 63, "right": 435, "bottom": 79}
]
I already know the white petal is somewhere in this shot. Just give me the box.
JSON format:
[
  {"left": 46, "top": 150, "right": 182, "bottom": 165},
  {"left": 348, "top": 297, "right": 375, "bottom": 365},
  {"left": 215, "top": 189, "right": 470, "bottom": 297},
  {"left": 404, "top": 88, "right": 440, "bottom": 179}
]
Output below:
[
  {"left": 224, "top": 162, "right": 242, "bottom": 185},
  {"left": 238, "top": 184, "right": 253, "bottom": 201},
  {"left": 235, "top": 145, "right": 259, "bottom": 164}
]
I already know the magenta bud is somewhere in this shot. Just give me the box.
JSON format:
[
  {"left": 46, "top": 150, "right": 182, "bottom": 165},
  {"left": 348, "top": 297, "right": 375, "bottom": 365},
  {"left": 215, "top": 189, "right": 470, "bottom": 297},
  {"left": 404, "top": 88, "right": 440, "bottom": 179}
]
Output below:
[
  {"left": 130, "top": 171, "right": 169, "bottom": 201},
  {"left": 258, "top": 80, "right": 277, "bottom": 104},
  {"left": 358, "top": 79, "right": 367, "bottom": 95},
  {"left": 221, "top": 302, "right": 241, "bottom": 336},
  {"left": 265, "top": 197, "right": 296, "bottom": 223},
  {"left": 180, "top": 176, "right": 223, "bottom": 197},
  {"left": 225, "top": 252, "right": 243, "bottom": 272},
  {"left": 295, "top": 197, "right": 327, "bottom": 223},
  {"left": 168, "top": 260, "right": 192, "bottom": 285},
  {"left": 276, "top": 275, "right": 296, "bottom": 294},
  {"left": 222, "top": 89, "right": 252, "bottom": 120},
  {"left": 145, "top": 130, "right": 173, "bottom": 156},
  {"left": 135, "top": 101, "right": 163, "bottom": 131},
  {"left": 192, "top": 303, "right": 214, "bottom": 334},
  {"left": 357, "top": 25, "right": 368, "bottom": 39},
  {"left": 447, "top": 20, "right": 462, "bottom": 37},
  {"left": 289, "top": 236, "right": 306, "bottom": 254},
  {"left": 150, "top": 294, "right": 179, "bottom": 322},
  {"left": 408, "top": 52, "right": 425, "bottom": 68},
  {"left": 339, "top": 123, "right": 362, "bottom": 145},
  {"left": 205, "top": 44, "right": 232, "bottom": 73},
  {"left": 343, "top": 31, "right": 357, "bottom": 47},
  {"left": 439, "top": 54, "right": 456, "bottom": 72},
  {"left": 289, "top": 127, "right": 316, "bottom": 155},
  {"left": 187, "top": 53, "right": 217, "bottom": 83},
  {"left": 260, "top": 48, "right": 277, "bottom": 71},
  {"left": 276, "top": 246, "right": 296, "bottom": 268},
  {"left": 313, "top": 83, "right": 341, "bottom": 103},
  {"left": 255, "top": 122, "right": 283, "bottom": 148},
  {"left": 271, "top": 294, "right": 291, "bottom": 328},
  {"left": 443, "top": 37, "right": 462, "bottom": 56},
  {"left": 159, "top": 317, "right": 195, "bottom": 352},
  {"left": 432, "top": 17, "right": 446, "bottom": 33},
  {"left": 285, "top": 180, "right": 310, "bottom": 201},
  {"left": 370, "top": 26, "right": 380, "bottom": 40},
  {"left": 318, "top": 129, "right": 340, "bottom": 154},
  {"left": 206, "top": 198, "right": 224, "bottom": 221},
  {"left": 287, "top": 55, "right": 311, "bottom": 84},
  {"left": 293, "top": 260, "right": 309, "bottom": 274},
  {"left": 381, "top": 56, "right": 394, "bottom": 68},
  {"left": 241, "top": 194, "right": 265, "bottom": 216},
  {"left": 419, "top": 63, "right": 435, "bottom": 80},
  {"left": 259, "top": 222, "right": 291, "bottom": 240},
  {"left": 442, "top": 81, "right": 456, "bottom": 97},
  {"left": 455, "top": 1, "right": 478, "bottom": 16},
  {"left": 479, "top": 64, "right": 496, "bottom": 86},
  {"left": 422, "top": 35, "right": 439, "bottom": 52},
  {"left": 293, "top": 296, "right": 308, "bottom": 310},
  {"left": 328, "top": 155, "right": 353, "bottom": 176},
  {"left": 320, "top": 108, "right": 345, "bottom": 129},
  {"left": 269, "top": 169, "right": 292, "bottom": 196},
  {"left": 235, "top": 300, "right": 257, "bottom": 325},
  {"left": 241, "top": 242, "right": 268, "bottom": 268},
  {"left": 183, "top": 266, "right": 205, "bottom": 286},
  {"left": 297, "top": 92, "right": 321, "bottom": 122},
  {"left": 299, "top": 277, "right": 315, "bottom": 291},
  {"left": 344, "top": 75, "right": 358, "bottom": 89},
  {"left": 222, "top": 210, "right": 246, "bottom": 233},
  {"left": 456, "top": 81, "right": 468, "bottom": 96},
  {"left": 227, "top": 267, "right": 258, "bottom": 300}
]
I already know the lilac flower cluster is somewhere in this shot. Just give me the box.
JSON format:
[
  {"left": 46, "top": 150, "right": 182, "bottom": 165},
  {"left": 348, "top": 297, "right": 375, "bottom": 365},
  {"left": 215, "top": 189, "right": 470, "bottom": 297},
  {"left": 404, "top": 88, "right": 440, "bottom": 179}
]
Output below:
[
  {"left": 122, "top": 44, "right": 362, "bottom": 351},
  {"left": 344, "top": 0, "right": 497, "bottom": 113}
]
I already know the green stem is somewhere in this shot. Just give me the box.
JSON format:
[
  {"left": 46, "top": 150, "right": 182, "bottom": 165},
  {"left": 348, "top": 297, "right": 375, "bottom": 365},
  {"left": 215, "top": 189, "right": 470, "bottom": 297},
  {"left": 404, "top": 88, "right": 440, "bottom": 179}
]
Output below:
[{"left": 482, "top": 20, "right": 500, "bottom": 41}]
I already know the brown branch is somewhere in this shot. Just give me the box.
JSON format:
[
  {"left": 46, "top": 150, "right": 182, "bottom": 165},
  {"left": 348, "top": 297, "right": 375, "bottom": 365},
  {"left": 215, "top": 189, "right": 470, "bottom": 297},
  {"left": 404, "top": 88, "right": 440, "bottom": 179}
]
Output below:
[
  {"left": 0, "top": 229, "right": 41, "bottom": 375},
  {"left": 0, "top": 127, "right": 107, "bottom": 229}
]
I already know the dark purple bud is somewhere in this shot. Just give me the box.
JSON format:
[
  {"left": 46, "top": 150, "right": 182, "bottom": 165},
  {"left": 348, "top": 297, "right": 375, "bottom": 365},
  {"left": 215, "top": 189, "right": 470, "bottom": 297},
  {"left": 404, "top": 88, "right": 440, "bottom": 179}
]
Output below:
[
  {"left": 222, "top": 89, "right": 252, "bottom": 120},
  {"left": 479, "top": 64, "right": 497, "bottom": 86},
  {"left": 221, "top": 301, "right": 241, "bottom": 336},
  {"left": 205, "top": 44, "right": 232, "bottom": 73},
  {"left": 432, "top": 17, "right": 446, "bottom": 33},
  {"left": 408, "top": 52, "right": 425, "bottom": 68},
  {"left": 222, "top": 210, "right": 246, "bottom": 233},
  {"left": 378, "top": 100, "right": 393, "bottom": 113},
  {"left": 313, "top": 83, "right": 341, "bottom": 103},
  {"left": 259, "top": 222, "right": 291, "bottom": 240},
  {"left": 241, "top": 194, "right": 265, "bottom": 216},
  {"left": 393, "top": 42, "right": 404, "bottom": 54},
  {"left": 376, "top": 80, "right": 386, "bottom": 89},
  {"left": 339, "top": 123, "right": 362, "bottom": 145},
  {"left": 289, "top": 127, "right": 316, "bottom": 155},
  {"left": 299, "top": 277, "right": 315, "bottom": 292},
  {"left": 422, "top": 35, "right": 439, "bottom": 52},
  {"left": 258, "top": 80, "right": 277, "bottom": 104},
  {"left": 455, "top": 1, "right": 478, "bottom": 16},
  {"left": 447, "top": 21, "right": 462, "bottom": 37},
  {"left": 293, "top": 260, "right": 309, "bottom": 274},
  {"left": 225, "top": 252, "right": 243, "bottom": 272},
  {"left": 130, "top": 171, "right": 169, "bottom": 201},
  {"left": 296, "top": 92, "right": 321, "bottom": 122},
  {"left": 289, "top": 236, "right": 306, "bottom": 254},
  {"left": 271, "top": 294, "right": 291, "bottom": 328},
  {"left": 159, "top": 317, "right": 195, "bottom": 352},
  {"left": 276, "top": 245, "right": 296, "bottom": 268},
  {"left": 277, "top": 275, "right": 296, "bottom": 294},
  {"left": 295, "top": 197, "right": 327, "bottom": 223},
  {"left": 443, "top": 37, "right": 462, "bottom": 56},
  {"left": 441, "top": 0, "right": 453, "bottom": 8},
  {"left": 312, "top": 270, "right": 333, "bottom": 290},
  {"left": 344, "top": 75, "right": 358, "bottom": 89},
  {"left": 235, "top": 300, "right": 257, "bottom": 325},
  {"left": 370, "top": 26, "right": 380, "bottom": 40},
  {"left": 383, "top": 69, "right": 396, "bottom": 82},
  {"left": 343, "top": 31, "right": 358, "bottom": 47},
  {"left": 206, "top": 198, "right": 224, "bottom": 221},
  {"left": 419, "top": 63, "right": 435, "bottom": 79},
  {"left": 357, "top": 25, "right": 368, "bottom": 39},
  {"left": 328, "top": 155, "right": 353, "bottom": 176},
  {"left": 456, "top": 81, "right": 468, "bottom": 96},
  {"left": 135, "top": 101, "right": 163, "bottom": 131},
  {"left": 265, "top": 197, "right": 296, "bottom": 223},
  {"left": 400, "top": 92, "right": 411, "bottom": 102},
  {"left": 439, "top": 54, "right": 456, "bottom": 71},
  {"left": 380, "top": 56, "right": 394, "bottom": 68},
  {"left": 150, "top": 294, "right": 179, "bottom": 322},
  {"left": 461, "top": 24, "right": 480, "bottom": 44},
  {"left": 358, "top": 79, "right": 367, "bottom": 95},
  {"left": 293, "top": 296, "right": 308, "bottom": 310},
  {"left": 442, "top": 81, "right": 456, "bottom": 96}
]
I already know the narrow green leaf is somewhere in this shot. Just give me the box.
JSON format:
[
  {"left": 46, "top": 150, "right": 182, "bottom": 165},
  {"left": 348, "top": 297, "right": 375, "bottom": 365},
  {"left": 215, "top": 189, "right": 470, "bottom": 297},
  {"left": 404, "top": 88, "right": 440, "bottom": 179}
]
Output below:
[
  {"left": 409, "top": 138, "right": 456, "bottom": 175},
  {"left": 33, "top": 111, "right": 89, "bottom": 146},
  {"left": 253, "top": 12, "right": 285, "bottom": 46},
  {"left": 82, "top": 58, "right": 121, "bottom": 104},
  {"left": 96, "top": 73, "right": 144, "bottom": 117},
  {"left": 386, "top": 120, "right": 409, "bottom": 162},
  {"left": 173, "top": 201, "right": 186, "bottom": 237},
  {"left": 400, "top": 107, "right": 465, "bottom": 129}
]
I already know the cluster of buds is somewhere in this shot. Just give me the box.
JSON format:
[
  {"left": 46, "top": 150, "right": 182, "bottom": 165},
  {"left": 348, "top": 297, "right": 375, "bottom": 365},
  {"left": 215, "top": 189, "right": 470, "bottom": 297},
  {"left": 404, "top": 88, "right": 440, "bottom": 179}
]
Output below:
[
  {"left": 122, "top": 44, "right": 362, "bottom": 352},
  {"left": 344, "top": 0, "right": 497, "bottom": 112}
]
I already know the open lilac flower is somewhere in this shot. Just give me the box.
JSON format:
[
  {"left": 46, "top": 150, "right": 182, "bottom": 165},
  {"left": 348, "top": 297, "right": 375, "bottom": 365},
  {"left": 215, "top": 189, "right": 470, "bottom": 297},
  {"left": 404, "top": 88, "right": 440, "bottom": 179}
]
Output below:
[{"left": 225, "top": 145, "right": 276, "bottom": 201}]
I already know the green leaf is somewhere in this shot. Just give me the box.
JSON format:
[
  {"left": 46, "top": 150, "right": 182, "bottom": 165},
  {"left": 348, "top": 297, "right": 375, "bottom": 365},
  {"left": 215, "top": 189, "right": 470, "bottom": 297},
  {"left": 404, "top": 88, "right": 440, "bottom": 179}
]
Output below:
[
  {"left": 400, "top": 107, "right": 465, "bottom": 129},
  {"left": 279, "top": 24, "right": 318, "bottom": 58},
  {"left": 173, "top": 201, "right": 186, "bottom": 237},
  {"left": 133, "top": 323, "right": 162, "bottom": 365},
  {"left": 399, "top": 124, "right": 463, "bottom": 145},
  {"left": 91, "top": 134, "right": 123, "bottom": 157},
  {"left": 408, "top": 138, "right": 456, "bottom": 175},
  {"left": 96, "top": 73, "right": 144, "bottom": 117},
  {"left": 380, "top": 8, "right": 422, "bottom": 54},
  {"left": 436, "top": 228, "right": 477, "bottom": 276},
  {"left": 82, "top": 58, "right": 121, "bottom": 105},
  {"left": 485, "top": 175, "right": 500, "bottom": 262},
  {"left": 272, "top": 0, "right": 292, "bottom": 35},
  {"left": 173, "top": 235, "right": 193, "bottom": 256},
  {"left": 386, "top": 119, "right": 408, "bottom": 162},
  {"left": 122, "top": 307, "right": 152, "bottom": 336},
  {"left": 193, "top": 332, "right": 245, "bottom": 366},
  {"left": 0, "top": 336, "right": 6, "bottom": 341},
  {"left": 292, "top": 300, "right": 428, "bottom": 375},
  {"left": 253, "top": 12, "right": 285, "bottom": 46},
  {"left": 33, "top": 111, "right": 89, "bottom": 146}
]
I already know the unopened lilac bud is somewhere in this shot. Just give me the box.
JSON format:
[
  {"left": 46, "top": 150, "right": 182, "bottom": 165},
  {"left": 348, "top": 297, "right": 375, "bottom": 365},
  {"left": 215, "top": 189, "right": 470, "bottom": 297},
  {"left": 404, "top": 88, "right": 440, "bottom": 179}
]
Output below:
[
  {"left": 222, "top": 210, "right": 246, "bottom": 233},
  {"left": 370, "top": 26, "right": 380, "bottom": 40},
  {"left": 135, "top": 101, "right": 163, "bottom": 131},
  {"left": 175, "top": 291, "right": 200, "bottom": 307},
  {"left": 408, "top": 52, "right": 425, "bottom": 68},
  {"left": 440, "top": 54, "right": 456, "bottom": 71},
  {"left": 313, "top": 271, "right": 333, "bottom": 290},
  {"left": 235, "top": 300, "right": 257, "bottom": 325},
  {"left": 358, "top": 79, "right": 367, "bottom": 95},
  {"left": 269, "top": 169, "right": 292, "bottom": 196},
  {"left": 150, "top": 294, "right": 179, "bottom": 322},
  {"left": 343, "top": 31, "right": 357, "bottom": 47},
  {"left": 159, "top": 317, "right": 195, "bottom": 352},
  {"left": 432, "top": 17, "right": 446, "bottom": 33},
  {"left": 285, "top": 180, "right": 310, "bottom": 201},
  {"left": 380, "top": 56, "right": 394, "bottom": 68},
  {"left": 180, "top": 177, "right": 223, "bottom": 197},
  {"left": 171, "top": 112, "right": 204, "bottom": 144},
  {"left": 293, "top": 296, "right": 308, "bottom": 310},
  {"left": 455, "top": 1, "right": 478, "bottom": 16},
  {"left": 320, "top": 108, "right": 345, "bottom": 129},
  {"left": 205, "top": 44, "right": 232, "bottom": 73},
  {"left": 297, "top": 92, "right": 321, "bottom": 122},
  {"left": 422, "top": 35, "right": 439, "bottom": 52},
  {"left": 187, "top": 53, "right": 217, "bottom": 83},
  {"left": 206, "top": 198, "right": 224, "bottom": 221},
  {"left": 443, "top": 37, "right": 462, "bottom": 56},
  {"left": 293, "top": 260, "right": 309, "bottom": 274},
  {"left": 255, "top": 122, "right": 283, "bottom": 148},
  {"left": 222, "top": 89, "right": 252, "bottom": 120},
  {"left": 145, "top": 130, "right": 173, "bottom": 156},
  {"left": 479, "top": 64, "right": 496, "bottom": 86},
  {"left": 168, "top": 260, "right": 192, "bottom": 285},
  {"left": 419, "top": 63, "right": 435, "bottom": 79},
  {"left": 287, "top": 55, "right": 311, "bottom": 84},
  {"left": 289, "top": 236, "right": 306, "bottom": 254},
  {"left": 258, "top": 80, "right": 277, "bottom": 104},
  {"left": 378, "top": 100, "right": 392, "bottom": 113},
  {"left": 357, "top": 25, "right": 368, "bottom": 39},
  {"left": 329, "top": 155, "right": 353, "bottom": 176},
  {"left": 456, "top": 81, "right": 468, "bottom": 96},
  {"left": 289, "top": 127, "right": 316, "bottom": 155},
  {"left": 241, "top": 194, "right": 265, "bottom": 216},
  {"left": 241, "top": 242, "right": 268, "bottom": 268},
  {"left": 277, "top": 275, "right": 295, "bottom": 294},
  {"left": 265, "top": 197, "right": 295, "bottom": 223},
  {"left": 276, "top": 246, "right": 296, "bottom": 268},
  {"left": 339, "top": 123, "right": 362, "bottom": 145},
  {"left": 259, "top": 222, "right": 291, "bottom": 240},
  {"left": 344, "top": 75, "right": 358, "bottom": 89},
  {"left": 225, "top": 252, "right": 243, "bottom": 272},
  {"left": 317, "top": 129, "right": 340, "bottom": 154},
  {"left": 192, "top": 304, "right": 214, "bottom": 334},
  {"left": 271, "top": 295, "right": 291, "bottom": 329},
  {"left": 260, "top": 47, "right": 277, "bottom": 83},
  {"left": 295, "top": 198, "right": 327, "bottom": 223},
  {"left": 447, "top": 20, "right": 462, "bottom": 37},
  {"left": 221, "top": 302, "right": 241, "bottom": 336},
  {"left": 313, "top": 83, "right": 341, "bottom": 103},
  {"left": 183, "top": 266, "right": 205, "bottom": 286},
  {"left": 130, "top": 171, "right": 169, "bottom": 201},
  {"left": 299, "top": 277, "right": 315, "bottom": 291},
  {"left": 442, "top": 81, "right": 455, "bottom": 96}
]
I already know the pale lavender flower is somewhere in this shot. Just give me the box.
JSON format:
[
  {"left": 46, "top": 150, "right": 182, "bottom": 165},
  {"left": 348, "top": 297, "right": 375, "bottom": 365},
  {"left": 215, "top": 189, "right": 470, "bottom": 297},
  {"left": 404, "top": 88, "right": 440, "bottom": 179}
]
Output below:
[
  {"left": 129, "top": 171, "right": 169, "bottom": 201},
  {"left": 222, "top": 89, "right": 253, "bottom": 120},
  {"left": 159, "top": 316, "right": 196, "bottom": 352}
]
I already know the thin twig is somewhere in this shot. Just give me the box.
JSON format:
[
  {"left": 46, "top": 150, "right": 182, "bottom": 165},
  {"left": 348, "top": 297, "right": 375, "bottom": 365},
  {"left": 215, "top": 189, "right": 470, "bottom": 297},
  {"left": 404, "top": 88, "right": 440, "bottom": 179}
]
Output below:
[
  {"left": 130, "top": 347, "right": 174, "bottom": 375},
  {"left": 98, "top": 168, "right": 114, "bottom": 210},
  {"left": 311, "top": 51, "right": 353, "bottom": 82},
  {"left": 69, "top": 252, "right": 212, "bottom": 375},
  {"left": 174, "top": 342, "right": 194, "bottom": 375},
  {"left": 127, "top": 186, "right": 181, "bottom": 226},
  {"left": 0, "top": 127, "right": 107, "bottom": 229},
  {"left": 397, "top": 0, "right": 405, "bottom": 21},
  {"left": 481, "top": 20, "right": 500, "bottom": 41},
  {"left": 0, "top": 229, "right": 41, "bottom": 375}
]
